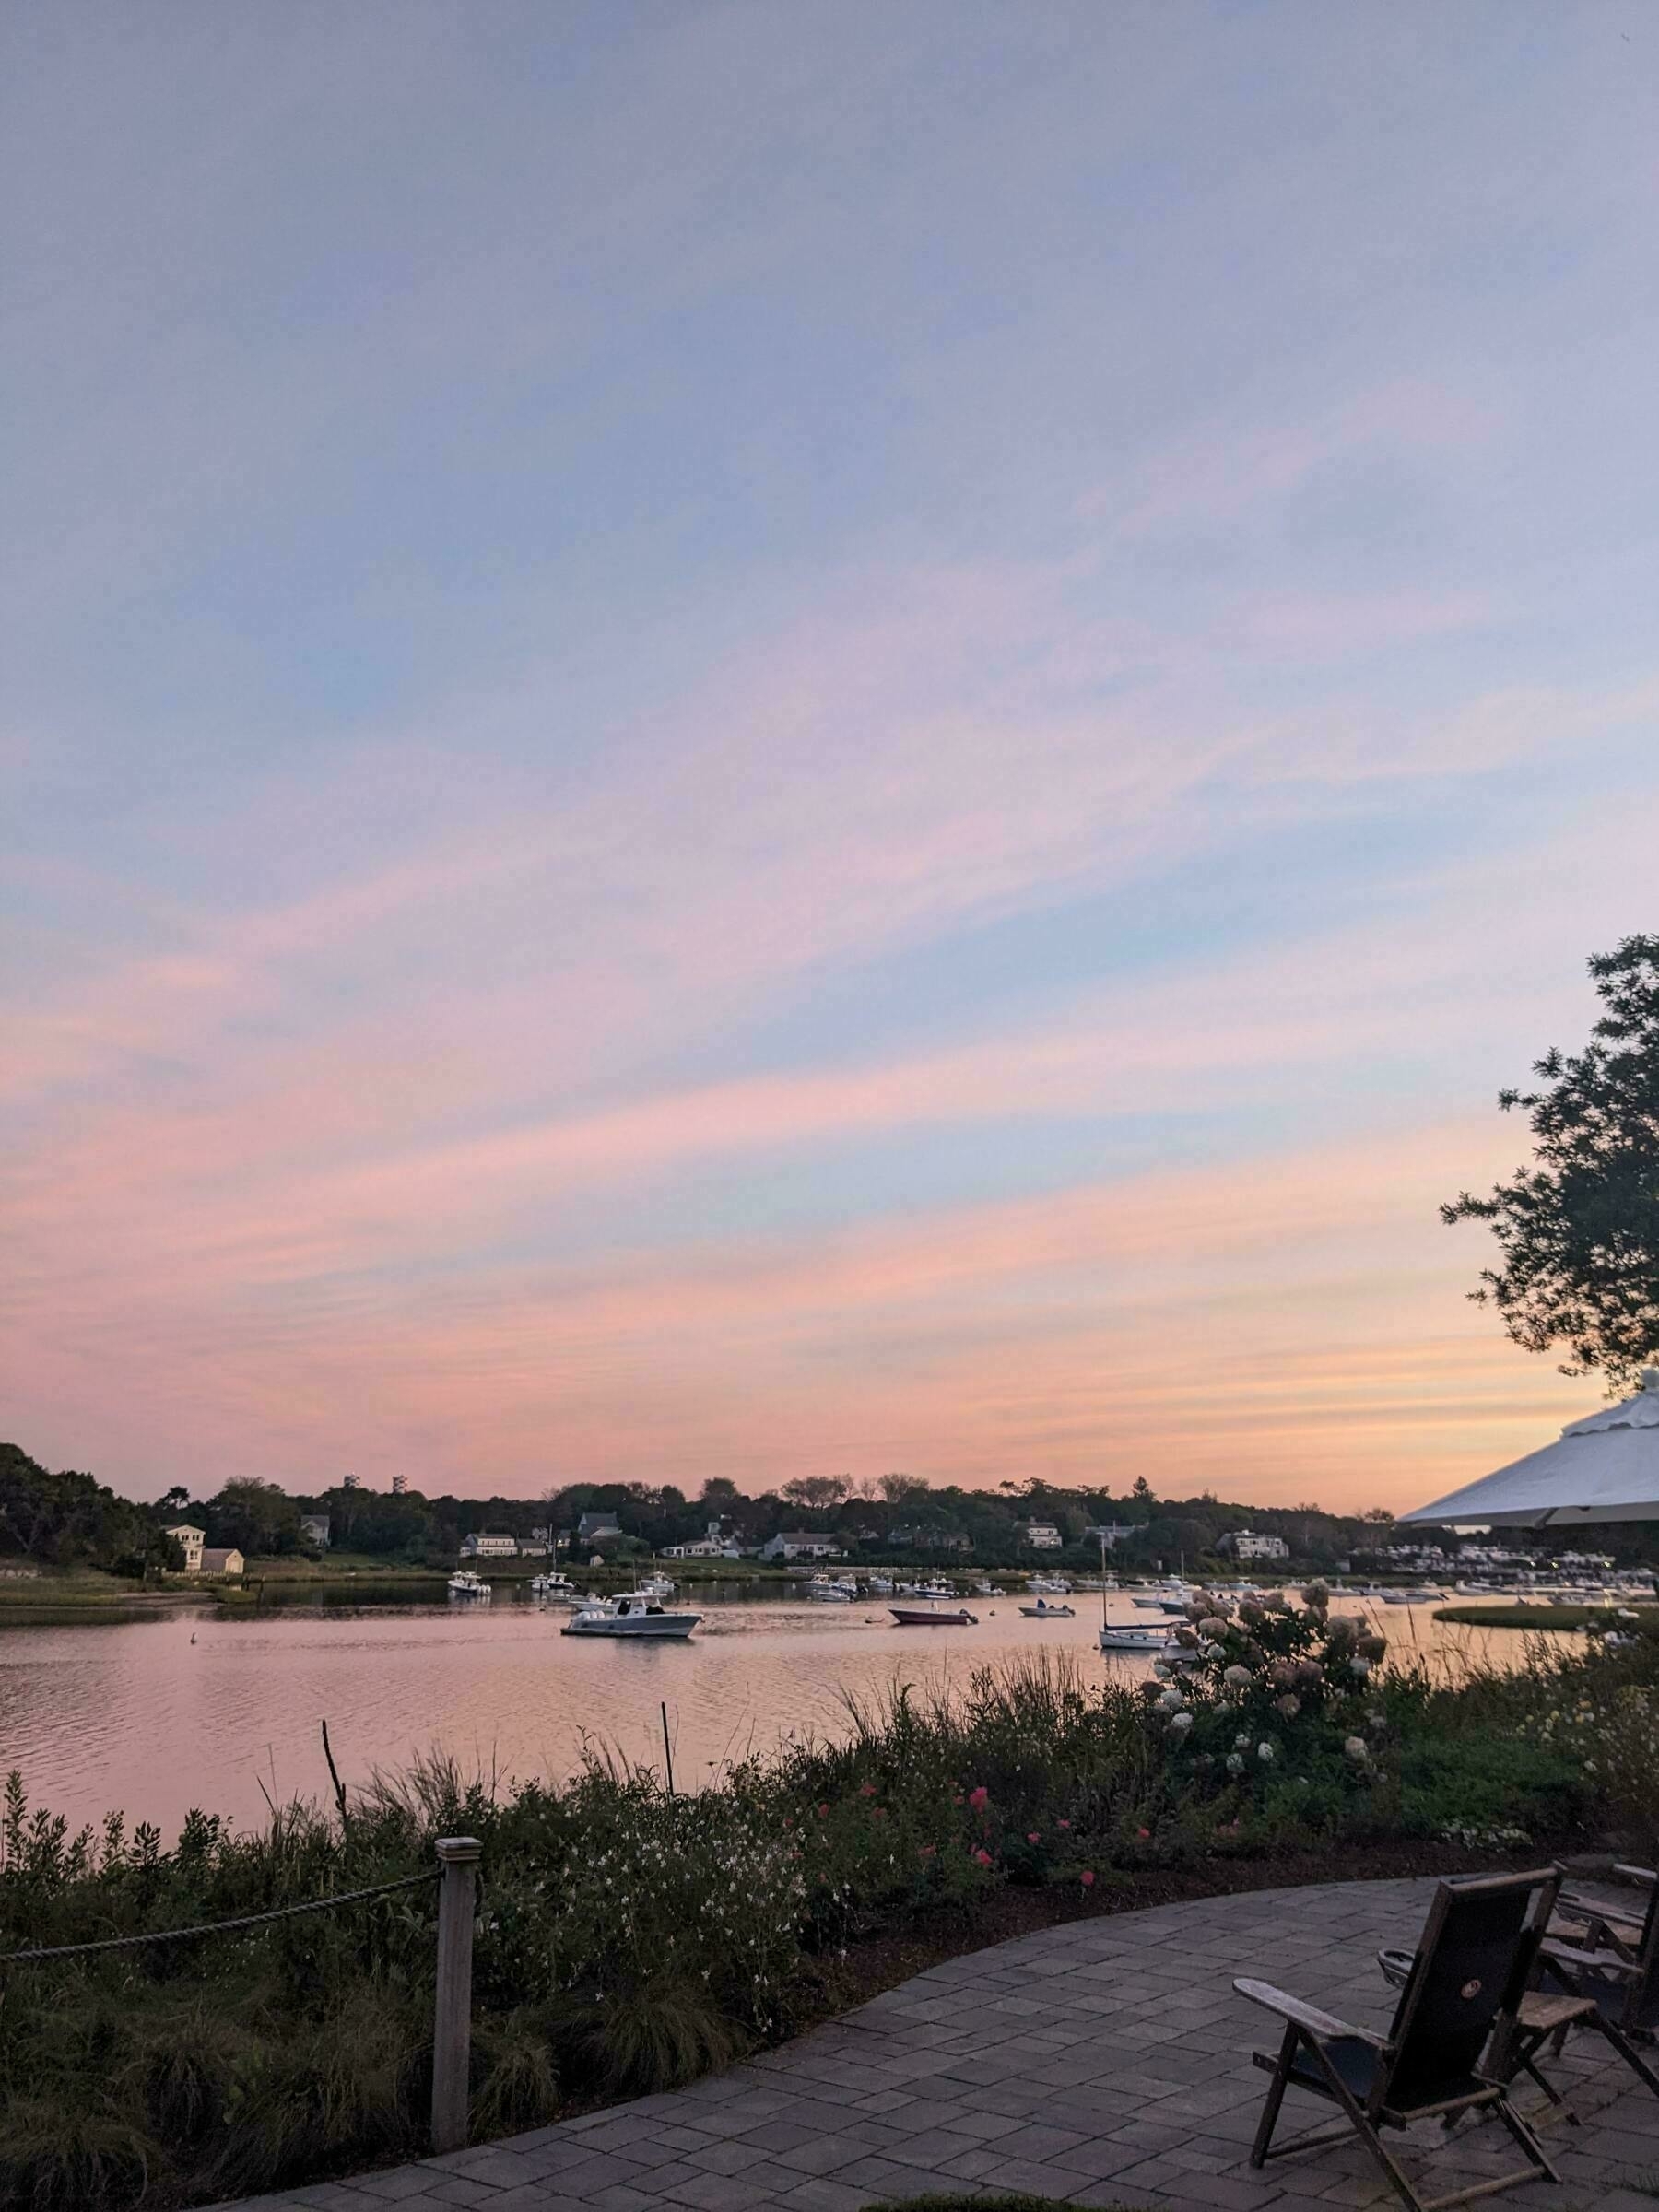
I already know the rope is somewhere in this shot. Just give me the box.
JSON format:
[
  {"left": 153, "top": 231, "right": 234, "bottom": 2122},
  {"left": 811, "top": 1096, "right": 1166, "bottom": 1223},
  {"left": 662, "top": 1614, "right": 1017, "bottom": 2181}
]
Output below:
[{"left": 0, "top": 1867, "right": 440, "bottom": 1965}]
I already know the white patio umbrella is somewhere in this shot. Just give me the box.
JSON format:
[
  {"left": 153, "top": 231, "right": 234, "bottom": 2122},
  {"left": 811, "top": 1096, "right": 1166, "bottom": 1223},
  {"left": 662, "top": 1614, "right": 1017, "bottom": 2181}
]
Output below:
[{"left": 1400, "top": 1367, "right": 1659, "bottom": 1528}]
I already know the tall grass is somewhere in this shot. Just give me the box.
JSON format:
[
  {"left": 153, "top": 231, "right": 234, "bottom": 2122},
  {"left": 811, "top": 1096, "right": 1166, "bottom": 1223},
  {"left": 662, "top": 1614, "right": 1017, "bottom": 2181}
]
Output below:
[{"left": 1, "top": 1637, "right": 1652, "bottom": 2210}]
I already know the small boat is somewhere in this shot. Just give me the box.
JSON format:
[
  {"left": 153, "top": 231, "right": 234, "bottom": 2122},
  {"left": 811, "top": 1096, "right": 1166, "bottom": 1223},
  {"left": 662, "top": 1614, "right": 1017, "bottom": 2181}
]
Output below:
[
  {"left": 866, "top": 1575, "right": 895, "bottom": 1594},
  {"left": 529, "top": 1571, "right": 577, "bottom": 1600},
  {"left": 560, "top": 1593, "right": 700, "bottom": 1639},
  {"left": 1019, "top": 1598, "right": 1076, "bottom": 1618},
  {"left": 890, "top": 1604, "right": 978, "bottom": 1627},
  {"left": 1099, "top": 1620, "right": 1173, "bottom": 1652},
  {"left": 806, "top": 1578, "right": 853, "bottom": 1603},
  {"left": 916, "top": 1579, "right": 956, "bottom": 1599},
  {"left": 1026, "top": 1574, "right": 1072, "bottom": 1595},
  {"left": 638, "top": 1571, "right": 677, "bottom": 1598},
  {"left": 447, "top": 1571, "right": 491, "bottom": 1600}
]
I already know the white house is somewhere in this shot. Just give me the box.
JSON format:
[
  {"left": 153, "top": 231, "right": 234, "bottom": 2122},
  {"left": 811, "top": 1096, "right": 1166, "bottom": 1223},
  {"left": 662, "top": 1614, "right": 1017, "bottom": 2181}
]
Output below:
[
  {"left": 1018, "top": 1522, "right": 1064, "bottom": 1550},
  {"left": 165, "top": 1524, "right": 206, "bottom": 1572},
  {"left": 1217, "top": 1529, "right": 1289, "bottom": 1562},
  {"left": 299, "top": 1513, "right": 331, "bottom": 1549},
  {"left": 459, "top": 1530, "right": 519, "bottom": 1559},
  {"left": 199, "top": 1547, "right": 245, "bottom": 1577},
  {"left": 760, "top": 1531, "right": 842, "bottom": 1561}
]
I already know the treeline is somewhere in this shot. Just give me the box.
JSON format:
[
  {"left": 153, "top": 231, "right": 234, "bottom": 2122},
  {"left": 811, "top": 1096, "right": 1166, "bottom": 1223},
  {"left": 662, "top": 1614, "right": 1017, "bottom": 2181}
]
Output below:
[
  {"left": 18, "top": 1441, "right": 1655, "bottom": 1576},
  {"left": 0, "top": 1443, "right": 175, "bottom": 1575}
]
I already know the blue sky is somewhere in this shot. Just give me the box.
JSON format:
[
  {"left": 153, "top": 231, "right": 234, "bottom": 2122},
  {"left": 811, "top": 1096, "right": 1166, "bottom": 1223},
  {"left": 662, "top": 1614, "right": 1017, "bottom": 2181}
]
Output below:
[{"left": 5, "top": 3, "right": 1658, "bottom": 1503}]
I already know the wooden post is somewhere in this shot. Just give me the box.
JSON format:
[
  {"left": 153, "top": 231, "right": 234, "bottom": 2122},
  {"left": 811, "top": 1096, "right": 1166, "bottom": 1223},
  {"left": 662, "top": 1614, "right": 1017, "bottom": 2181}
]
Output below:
[{"left": 430, "top": 1836, "right": 482, "bottom": 2153}]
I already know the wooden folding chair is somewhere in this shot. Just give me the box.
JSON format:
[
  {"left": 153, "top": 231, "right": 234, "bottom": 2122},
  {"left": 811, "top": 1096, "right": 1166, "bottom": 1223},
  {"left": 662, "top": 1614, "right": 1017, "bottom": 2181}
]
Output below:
[
  {"left": 1527, "top": 1863, "right": 1659, "bottom": 2105},
  {"left": 1236, "top": 1869, "right": 1563, "bottom": 2212}
]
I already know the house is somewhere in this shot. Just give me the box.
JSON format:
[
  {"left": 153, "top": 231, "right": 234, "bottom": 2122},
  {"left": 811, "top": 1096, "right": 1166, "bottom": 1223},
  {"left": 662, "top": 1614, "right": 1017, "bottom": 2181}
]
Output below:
[
  {"left": 166, "top": 1524, "right": 206, "bottom": 1572},
  {"left": 1216, "top": 1529, "right": 1290, "bottom": 1562},
  {"left": 516, "top": 1536, "right": 549, "bottom": 1558},
  {"left": 759, "top": 1531, "right": 842, "bottom": 1562},
  {"left": 1084, "top": 1523, "right": 1135, "bottom": 1551},
  {"left": 664, "top": 1528, "right": 742, "bottom": 1559},
  {"left": 1018, "top": 1521, "right": 1064, "bottom": 1550},
  {"left": 889, "top": 1524, "right": 971, "bottom": 1552},
  {"left": 459, "top": 1530, "right": 519, "bottom": 1559},
  {"left": 199, "top": 1547, "right": 245, "bottom": 1577},
  {"left": 576, "top": 1511, "right": 621, "bottom": 1545},
  {"left": 299, "top": 1513, "right": 331, "bottom": 1549}
]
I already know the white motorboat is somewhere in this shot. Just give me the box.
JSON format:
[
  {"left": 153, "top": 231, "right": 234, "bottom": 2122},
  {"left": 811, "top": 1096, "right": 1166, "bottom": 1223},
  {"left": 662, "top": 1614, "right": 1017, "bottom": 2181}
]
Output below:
[
  {"left": 866, "top": 1575, "right": 895, "bottom": 1594},
  {"left": 529, "top": 1571, "right": 577, "bottom": 1600},
  {"left": 806, "top": 1578, "right": 853, "bottom": 1603},
  {"left": 560, "top": 1593, "right": 700, "bottom": 1639},
  {"left": 638, "top": 1571, "right": 677, "bottom": 1598},
  {"left": 1027, "top": 1574, "right": 1072, "bottom": 1595},
  {"left": 916, "top": 1579, "right": 956, "bottom": 1599},
  {"left": 1099, "top": 1619, "right": 1173, "bottom": 1652},
  {"left": 1019, "top": 1598, "right": 1076, "bottom": 1618},
  {"left": 447, "top": 1571, "right": 491, "bottom": 1600}
]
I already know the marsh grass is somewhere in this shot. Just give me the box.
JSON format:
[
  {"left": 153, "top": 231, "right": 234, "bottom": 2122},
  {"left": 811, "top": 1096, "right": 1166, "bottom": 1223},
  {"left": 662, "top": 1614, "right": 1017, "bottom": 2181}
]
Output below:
[{"left": 1, "top": 1640, "right": 1653, "bottom": 2209}]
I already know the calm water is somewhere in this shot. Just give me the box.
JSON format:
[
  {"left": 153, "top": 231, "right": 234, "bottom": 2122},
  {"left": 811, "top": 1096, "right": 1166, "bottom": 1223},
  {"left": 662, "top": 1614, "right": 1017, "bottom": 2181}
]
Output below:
[{"left": 0, "top": 1593, "right": 1535, "bottom": 1839}]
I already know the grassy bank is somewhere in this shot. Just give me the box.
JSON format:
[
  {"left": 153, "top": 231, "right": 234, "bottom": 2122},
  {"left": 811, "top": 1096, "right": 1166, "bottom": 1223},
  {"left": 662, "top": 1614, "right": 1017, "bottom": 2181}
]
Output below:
[
  {"left": 1436, "top": 1603, "right": 1659, "bottom": 1632},
  {"left": 1, "top": 1589, "right": 1653, "bottom": 2210}
]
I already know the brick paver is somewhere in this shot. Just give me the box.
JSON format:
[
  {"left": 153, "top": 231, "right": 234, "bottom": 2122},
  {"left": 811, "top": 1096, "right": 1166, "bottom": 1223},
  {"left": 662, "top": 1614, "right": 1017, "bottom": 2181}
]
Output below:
[{"left": 217, "top": 1877, "right": 1659, "bottom": 2211}]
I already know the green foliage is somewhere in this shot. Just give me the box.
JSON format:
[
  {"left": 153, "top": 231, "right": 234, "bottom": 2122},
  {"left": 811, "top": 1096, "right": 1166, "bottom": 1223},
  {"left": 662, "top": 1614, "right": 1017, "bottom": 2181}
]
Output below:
[
  {"left": 0, "top": 1637, "right": 1651, "bottom": 2208},
  {"left": 0, "top": 1443, "right": 159, "bottom": 1572},
  {"left": 1443, "top": 935, "right": 1659, "bottom": 1384}
]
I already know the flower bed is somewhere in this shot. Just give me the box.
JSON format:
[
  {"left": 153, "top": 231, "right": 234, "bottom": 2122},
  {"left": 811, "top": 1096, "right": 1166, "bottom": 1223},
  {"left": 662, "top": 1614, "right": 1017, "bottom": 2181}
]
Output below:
[{"left": 0, "top": 1620, "right": 1650, "bottom": 2210}]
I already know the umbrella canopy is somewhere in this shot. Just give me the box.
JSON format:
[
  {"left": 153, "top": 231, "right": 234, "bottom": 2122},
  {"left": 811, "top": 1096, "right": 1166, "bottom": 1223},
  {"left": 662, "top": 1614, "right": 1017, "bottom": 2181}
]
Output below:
[{"left": 1400, "top": 1368, "right": 1659, "bottom": 1528}]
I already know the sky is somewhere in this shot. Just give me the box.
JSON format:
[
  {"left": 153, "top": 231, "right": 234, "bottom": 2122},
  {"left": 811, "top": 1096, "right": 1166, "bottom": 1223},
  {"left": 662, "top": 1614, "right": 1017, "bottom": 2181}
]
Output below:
[{"left": 5, "top": 4, "right": 1658, "bottom": 1512}]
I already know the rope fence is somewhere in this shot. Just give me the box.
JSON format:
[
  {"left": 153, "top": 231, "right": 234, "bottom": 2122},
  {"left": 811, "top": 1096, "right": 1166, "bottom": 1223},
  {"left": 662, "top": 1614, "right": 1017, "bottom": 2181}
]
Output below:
[
  {"left": 0, "top": 1866, "right": 439, "bottom": 1964},
  {"left": 0, "top": 1838, "right": 482, "bottom": 2153}
]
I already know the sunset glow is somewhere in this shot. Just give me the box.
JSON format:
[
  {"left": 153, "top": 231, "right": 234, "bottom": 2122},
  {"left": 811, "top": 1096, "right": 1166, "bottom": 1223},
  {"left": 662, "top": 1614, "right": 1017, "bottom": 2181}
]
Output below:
[{"left": 6, "top": 8, "right": 1657, "bottom": 1508}]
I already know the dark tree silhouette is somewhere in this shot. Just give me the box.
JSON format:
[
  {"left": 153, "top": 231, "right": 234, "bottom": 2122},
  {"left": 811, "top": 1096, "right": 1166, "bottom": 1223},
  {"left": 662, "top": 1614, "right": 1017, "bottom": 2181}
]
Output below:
[{"left": 1442, "top": 935, "right": 1659, "bottom": 1386}]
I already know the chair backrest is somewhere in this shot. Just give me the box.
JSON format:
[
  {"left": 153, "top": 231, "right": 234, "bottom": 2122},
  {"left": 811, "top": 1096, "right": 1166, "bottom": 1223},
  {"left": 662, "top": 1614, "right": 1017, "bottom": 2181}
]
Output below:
[{"left": 1383, "top": 1870, "right": 1560, "bottom": 2112}]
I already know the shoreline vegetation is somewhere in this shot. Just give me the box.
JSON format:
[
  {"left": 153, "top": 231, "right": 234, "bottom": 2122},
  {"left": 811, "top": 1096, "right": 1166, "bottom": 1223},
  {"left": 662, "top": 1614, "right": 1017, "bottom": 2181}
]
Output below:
[
  {"left": 1436, "top": 1602, "right": 1659, "bottom": 1633},
  {"left": 3, "top": 1586, "right": 1656, "bottom": 2211}
]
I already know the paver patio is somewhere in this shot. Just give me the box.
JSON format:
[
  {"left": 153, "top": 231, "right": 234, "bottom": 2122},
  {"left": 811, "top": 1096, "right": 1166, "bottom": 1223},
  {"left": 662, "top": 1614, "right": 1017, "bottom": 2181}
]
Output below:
[{"left": 219, "top": 1876, "right": 1659, "bottom": 2212}]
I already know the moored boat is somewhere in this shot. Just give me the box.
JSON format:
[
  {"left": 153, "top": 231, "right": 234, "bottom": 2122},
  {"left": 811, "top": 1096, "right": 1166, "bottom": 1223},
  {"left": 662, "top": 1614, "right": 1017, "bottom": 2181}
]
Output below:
[
  {"left": 889, "top": 1604, "right": 978, "bottom": 1626},
  {"left": 1019, "top": 1598, "right": 1076, "bottom": 1618},
  {"left": 447, "top": 1571, "right": 491, "bottom": 1600},
  {"left": 560, "top": 1593, "right": 700, "bottom": 1639},
  {"left": 1099, "top": 1619, "right": 1173, "bottom": 1652}
]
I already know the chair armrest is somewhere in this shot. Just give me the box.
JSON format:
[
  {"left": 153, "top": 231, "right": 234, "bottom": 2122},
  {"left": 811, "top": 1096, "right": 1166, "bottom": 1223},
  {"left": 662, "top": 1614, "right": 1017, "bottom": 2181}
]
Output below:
[
  {"left": 1542, "top": 1939, "right": 1638, "bottom": 1977},
  {"left": 1554, "top": 1900, "right": 1644, "bottom": 1952},
  {"left": 1233, "top": 1977, "right": 1390, "bottom": 2047},
  {"left": 1613, "top": 1865, "right": 1656, "bottom": 1889}
]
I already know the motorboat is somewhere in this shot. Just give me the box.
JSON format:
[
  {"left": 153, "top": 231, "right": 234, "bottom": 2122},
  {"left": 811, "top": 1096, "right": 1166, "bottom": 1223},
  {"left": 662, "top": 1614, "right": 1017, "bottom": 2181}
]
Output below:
[
  {"left": 1019, "top": 1598, "right": 1076, "bottom": 1618},
  {"left": 865, "top": 1575, "right": 895, "bottom": 1595},
  {"left": 560, "top": 1593, "right": 700, "bottom": 1639},
  {"left": 806, "top": 1578, "right": 853, "bottom": 1603},
  {"left": 447, "top": 1571, "right": 491, "bottom": 1600},
  {"left": 916, "top": 1579, "right": 957, "bottom": 1599},
  {"left": 1099, "top": 1619, "right": 1174, "bottom": 1652},
  {"left": 529, "top": 1571, "right": 577, "bottom": 1600},
  {"left": 1026, "top": 1574, "right": 1072, "bottom": 1595},
  {"left": 890, "top": 1604, "right": 979, "bottom": 1626},
  {"left": 638, "top": 1571, "right": 677, "bottom": 1598}
]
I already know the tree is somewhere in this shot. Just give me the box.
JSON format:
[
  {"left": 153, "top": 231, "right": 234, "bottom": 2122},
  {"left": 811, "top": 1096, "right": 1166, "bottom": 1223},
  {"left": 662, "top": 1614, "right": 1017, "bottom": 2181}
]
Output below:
[
  {"left": 1443, "top": 936, "right": 1659, "bottom": 1386},
  {"left": 878, "top": 1472, "right": 929, "bottom": 1503},
  {"left": 782, "top": 1476, "right": 847, "bottom": 1510},
  {"left": 1131, "top": 1475, "right": 1154, "bottom": 1502}
]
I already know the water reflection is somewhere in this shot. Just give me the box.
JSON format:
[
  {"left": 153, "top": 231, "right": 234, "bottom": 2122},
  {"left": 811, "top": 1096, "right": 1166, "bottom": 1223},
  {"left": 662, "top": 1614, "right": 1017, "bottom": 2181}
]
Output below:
[{"left": 0, "top": 1594, "right": 1549, "bottom": 1840}]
